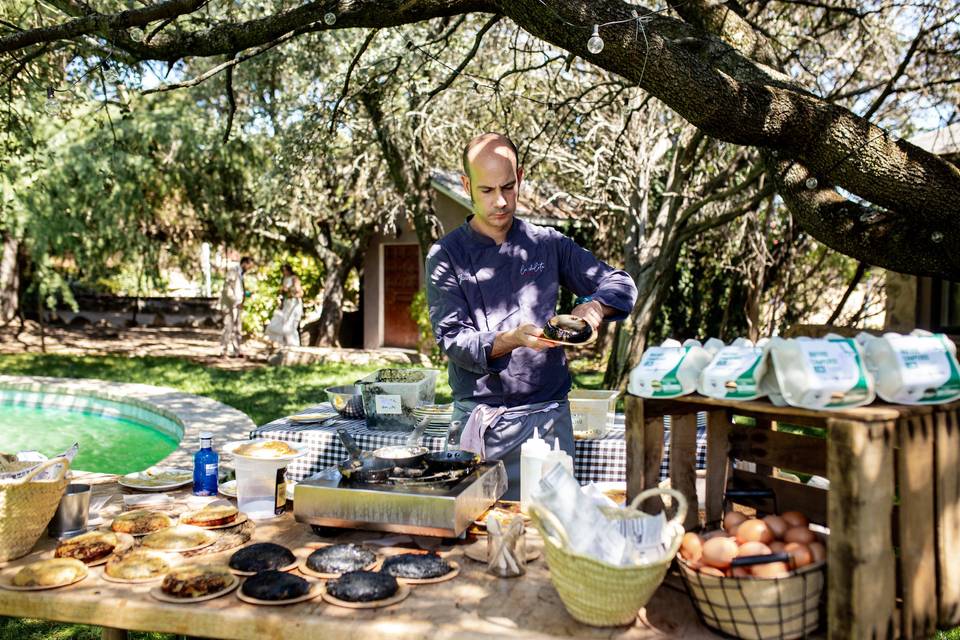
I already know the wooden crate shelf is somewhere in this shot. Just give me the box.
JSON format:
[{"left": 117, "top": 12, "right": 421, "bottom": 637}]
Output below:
[{"left": 625, "top": 394, "right": 960, "bottom": 640}]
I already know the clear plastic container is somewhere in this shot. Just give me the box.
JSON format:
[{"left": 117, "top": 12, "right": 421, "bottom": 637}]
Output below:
[
  {"left": 568, "top": 389, "right": 620, "bottom": 439},
  {"left": 357, "top": 368, "right": 439, "bottom": 431}
]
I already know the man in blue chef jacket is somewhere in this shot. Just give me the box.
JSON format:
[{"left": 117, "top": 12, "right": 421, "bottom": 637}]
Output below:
[{"left": 426, "top": 133, "right": 638, "bottom": 499}]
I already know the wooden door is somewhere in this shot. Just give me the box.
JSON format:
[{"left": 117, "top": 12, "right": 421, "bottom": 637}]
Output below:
[{"left": 383, "top": 244, "right": 421, "bottom": 348}]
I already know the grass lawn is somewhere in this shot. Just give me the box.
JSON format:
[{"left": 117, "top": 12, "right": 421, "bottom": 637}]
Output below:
[{"left": 0, "top": 353, "right": 609, "bottom": 426}]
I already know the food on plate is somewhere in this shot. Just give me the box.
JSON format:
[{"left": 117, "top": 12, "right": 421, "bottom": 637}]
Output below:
[
  {"left": 240, "top": 570, "right": 310, "bottom": 601},
  {"left": 233, "top": 440, "right": 296, "bottom": 459},
  {"left": 141, "top": 526, "right": 212, "bottom": 551},
  {"left": 111, "top": 509, "right": 172, "bottom": 535},
  {"left": 305, "top": 544, "right": 376, "bottom": 575},
  {"left": 326, "top": 570, "right": 398, "bottom": 602},
  {"left": 12, "top": 558, "right": 87, "bottom": 587},
  {"left": 181, "top": 504, "right": 238, "bottom": 528},
  {"left": 229, "top": 543, "right": 295, "bottom": 574},
  {"left": 380, "top": 552, "right": 452, "bottom": 580},
  {"left": 105, "top": 550, "right": 171, "bottom": 581},
  {"left": 160, "top": 565, "right": 234, "bottom": 598},
  {"left": 54, "top": 530, "right": 120, "bottom": 564},
  {"left": 121, "top": 469, "right": 190, "bottom": 488},
  {"left": 542, "top": 314, "right": 592, "bottom": 343}
]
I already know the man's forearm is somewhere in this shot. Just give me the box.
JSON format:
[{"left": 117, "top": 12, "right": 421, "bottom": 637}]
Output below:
[{"left": 490, "top": 330, "right": 518, "bottom": 359}]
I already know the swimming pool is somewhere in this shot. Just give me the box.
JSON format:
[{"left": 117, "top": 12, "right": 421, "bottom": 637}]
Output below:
[{"left": 0, "top": 390, "right": 183, "bottom": 475}]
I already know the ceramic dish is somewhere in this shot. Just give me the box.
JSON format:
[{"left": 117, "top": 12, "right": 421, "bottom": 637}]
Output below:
[
  {"left": 321, "top": 583, "right": 410, "bottom": 610},
  {"left": 223, "top": 440, "right": 309, "bottom": 462},
  {"left": 149, "top": 577, "right": 239, "bottom": 604},
  {"left": 118, "top": 467, "right": 192, "bottom": 492}
]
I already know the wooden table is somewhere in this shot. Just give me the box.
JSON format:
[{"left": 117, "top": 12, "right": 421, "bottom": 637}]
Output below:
[
  {"left": 0, "top": 475, "right": 725, "bottom": 640},
  {"left": 625, "top": 394, "right": 960, "bottom": 640}
]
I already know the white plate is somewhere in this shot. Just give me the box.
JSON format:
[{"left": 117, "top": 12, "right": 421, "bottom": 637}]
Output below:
[
  {"left": 219, "top": 479, "right": 295, "bottom": 501},
  {"left": 223, "top": 440, "right": 310, "bottom": 462},
  {"left": 118, "top": 467, "right": 192, "bottom": 492}
]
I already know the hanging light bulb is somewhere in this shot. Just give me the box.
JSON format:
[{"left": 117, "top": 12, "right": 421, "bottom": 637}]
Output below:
[
  {"left": 104, "top": 65, "right": 122, "bottom": 85},
  {"left": 931, "top": 231, "right": 944, "bottom": 244},
  {"left": 323, "top": 12, "right": 336, "bottom": 25},
  {"left": 889, "top": 132, "right": 900, "bottom": 143},
  {"left": 587, "top": 25, "right": 604, "bottom": 54},
  {"left": 44, "top": 86, "right": 59, "bottom": 116},
  {"left": 805, "top": 177, "right": 818, "bottom": 190}
]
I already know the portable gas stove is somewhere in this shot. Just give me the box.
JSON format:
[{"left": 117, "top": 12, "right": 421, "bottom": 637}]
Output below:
[{"left": 293, "top": 461, "right": 507, "bottom": 537}]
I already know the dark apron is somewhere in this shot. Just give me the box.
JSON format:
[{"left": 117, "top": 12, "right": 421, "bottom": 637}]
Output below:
[{"left": 453, "top": 399, "right": 575, "bottom": 501}]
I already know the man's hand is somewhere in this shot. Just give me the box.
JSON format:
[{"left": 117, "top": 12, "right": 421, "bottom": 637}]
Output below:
[
  {"left": 491, "top": 323, "right": 551, "bottom": 358},
  {"left": 570, "top": 300, "right": 605, "bottom": 332}
]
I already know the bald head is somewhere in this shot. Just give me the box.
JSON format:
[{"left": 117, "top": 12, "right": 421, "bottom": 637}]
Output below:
[{"left": 461, "top": 133, "right": 519, "bottom": 180}]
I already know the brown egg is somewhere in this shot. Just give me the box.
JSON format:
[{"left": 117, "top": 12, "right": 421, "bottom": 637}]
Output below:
[
  {"left": 751, "top": 561, "right": 791, "bottom": 578},
  {"left": 702, "top": 536, "right": 739, "bottom": 569},
  {"left": 784, "top": 526, "right": 816, "bottom": 545},
  {"left": 680, "top": 532, "right": 703, "bottom": 562},
  {"left": 781, "top": 511, "right": 810, "bottom": 528},
  {"left": 808, "top": 541, "right": 826, "bottom": 564},
  {"left": 762, "top": 514, "right": 788, "bottom": 540},
  {"left": 784, "top": 542, "right": 813, "bottom": 568},
  {"left": 700, "top": 566, "right": 727, "bottom": 577},
  {"left": 731, "top": 567, "right": 752, "bottom": 577},
  {"left": 736, "top": 519, "right": 774, "bottom": 545},
  {"left": 769, "top": 541, "right": 786, "bottom": 554},
  {"left": 737, "top": 541, "right": 772, "bottom": 557},
  {"left": 723, "top": 511, "right": 747, "bottom": 533}
]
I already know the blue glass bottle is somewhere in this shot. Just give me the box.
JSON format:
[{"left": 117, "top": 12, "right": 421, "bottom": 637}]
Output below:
[{"left": 193, "top": 431, "right": 219, "bottom": 496}]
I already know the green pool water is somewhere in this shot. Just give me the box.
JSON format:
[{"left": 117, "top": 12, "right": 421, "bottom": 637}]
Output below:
[{"left": 0, "top": 403, "right": 180, "bottom": 475}]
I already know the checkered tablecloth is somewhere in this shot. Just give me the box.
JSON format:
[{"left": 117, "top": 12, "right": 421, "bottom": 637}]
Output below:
[{"left": 252, "top": 404, "right": 706, "bottom": 485}]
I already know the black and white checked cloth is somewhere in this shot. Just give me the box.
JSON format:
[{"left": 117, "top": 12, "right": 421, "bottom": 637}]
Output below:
[{"left": 252, "top": 404, "right": 707, "bottom": 484}]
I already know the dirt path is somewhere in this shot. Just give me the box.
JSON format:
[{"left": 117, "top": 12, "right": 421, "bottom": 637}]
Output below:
[{"left": 0, "top": 322, "right": 272, "bottom": 370}]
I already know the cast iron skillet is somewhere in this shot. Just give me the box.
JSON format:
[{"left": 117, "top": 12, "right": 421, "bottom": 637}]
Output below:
[
  {"left": 337, "top": 429, "right": 393, "bottom": 483},
  {"left": 368, "top": 416, "right": 431, "bottom": 468},
  {"left": 425, "top": 420, "right": 480, "bottom": 472}
]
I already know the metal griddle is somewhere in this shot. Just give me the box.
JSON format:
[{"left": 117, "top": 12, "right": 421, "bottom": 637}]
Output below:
[{"left": 293, "top": 461, "right": 507, "bottom": 538}]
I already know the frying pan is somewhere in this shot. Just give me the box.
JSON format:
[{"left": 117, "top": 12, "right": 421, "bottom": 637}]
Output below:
[
  {"left": 337, "top": 429, "right": 393, "bottom": 483},
  {"left": 368, "top": 416, "right": 431, "bottom": 468},
  {"left": 426, "top": 420, "right": 480, "bottom": 472}
]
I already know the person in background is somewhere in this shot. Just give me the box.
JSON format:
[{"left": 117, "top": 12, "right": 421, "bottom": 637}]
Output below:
[
  {"left": 220, "top": 256, "right": 255, "bottom": 358},
  {"left": 266, "top": 263, "right": 304, "bottom": 347},
  {"left": 426, "top": 132, "right": 637, "bottom": 499}
]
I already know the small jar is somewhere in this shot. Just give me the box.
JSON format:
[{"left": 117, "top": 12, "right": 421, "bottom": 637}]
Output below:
[{"left": 486, "top": 515, "right": 526, "bottom": 578}]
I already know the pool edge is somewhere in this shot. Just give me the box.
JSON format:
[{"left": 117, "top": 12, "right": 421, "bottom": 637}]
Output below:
[{"left": 0, "top": 375, "right": 256, "bottom": 473}]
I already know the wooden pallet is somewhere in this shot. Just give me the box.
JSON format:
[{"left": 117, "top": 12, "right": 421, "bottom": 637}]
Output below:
[{"left": 625, "top": 394, "right": 960, "bottom": 640}]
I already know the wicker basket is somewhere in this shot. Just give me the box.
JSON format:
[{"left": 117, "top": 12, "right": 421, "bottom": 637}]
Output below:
[
  {"left": 678, "top": 556, "right": 825, "bottom": 640},
  {"left": 0, "top": 457, "right": 70, "bottom": 561},
  {"left": 529, "top": 487, "right": 687, "bottom": 627}
]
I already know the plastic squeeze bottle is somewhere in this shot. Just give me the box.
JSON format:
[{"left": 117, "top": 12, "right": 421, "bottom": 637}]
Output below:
[
  {"left": 541, "top": 438, "right": 574, "bottom": 478},
  {"left": 520, "top": 427, "right": 551, "bottom": 514},
  {"left": 192, "top": 431, "right": 219, "bottom": 496}
]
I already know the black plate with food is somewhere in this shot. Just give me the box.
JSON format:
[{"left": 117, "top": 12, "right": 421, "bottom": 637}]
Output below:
[
  {"left": 381, "top": 553, "right": 459, "bottom": 585},
  {"left": 236, "top": 570, "right": 320, "bottom": 605},
  {"left": 540, "top": 314, "right": 596, "bottom": 346},
  {"left": 229, "top": 542, "right": 297, "bottom": 576},
  {"left": 300, "top": 543, "right": 379, "bottom": 578},
  {"left": 322, "top": 570, "right": 410, "bottom": 609}
]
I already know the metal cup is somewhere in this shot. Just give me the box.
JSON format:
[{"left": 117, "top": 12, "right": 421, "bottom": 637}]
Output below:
[{"left": 48, "top": 483, "right": 91, "bottom": 538}]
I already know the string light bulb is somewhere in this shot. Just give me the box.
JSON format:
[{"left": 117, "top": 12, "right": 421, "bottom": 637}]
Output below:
[
  {"left": 889, "top": 132, "right": 900, "bottom": 143},
  {"left": 44, "top": 87, "right": 59, "bottom": 116},
  {"left": 587, "top": 25, "right": 604, "bottom": 54},
  {"left": 104, "top": 65, "right": 122, "bottom": 85},
  {"left": 323, "top": 12, "right": 336, "bottom": 25},
  {"left": 931, "top": 231, "right": 944, "bottom": 244},
  {"left": 805, "top": 177, "right": 818, "bottom": 190}
]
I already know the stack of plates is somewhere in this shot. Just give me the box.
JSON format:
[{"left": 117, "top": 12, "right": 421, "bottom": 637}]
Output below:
[{"left": 413, "top": 403, "right": 454, "bottom": 437}]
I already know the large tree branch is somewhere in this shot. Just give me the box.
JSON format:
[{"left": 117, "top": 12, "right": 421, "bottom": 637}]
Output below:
[{"left": 3, "top": 0, "right": 959, "bottom": 277}]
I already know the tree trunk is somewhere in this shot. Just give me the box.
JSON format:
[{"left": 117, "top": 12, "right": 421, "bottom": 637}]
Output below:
[
  {"left": 0, "top": 233, "right": 18, "bottom": 325},
  {"left": 308, "top": 259, "right": 354, "bottom": 347}
]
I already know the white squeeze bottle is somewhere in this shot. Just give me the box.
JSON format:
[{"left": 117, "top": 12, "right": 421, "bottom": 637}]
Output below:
[
  {"left": 542, "top": 438, "right": 574, "bottom": 478},
  {"left": 520, "top": 427, "right": 551, "bottom": 514}
]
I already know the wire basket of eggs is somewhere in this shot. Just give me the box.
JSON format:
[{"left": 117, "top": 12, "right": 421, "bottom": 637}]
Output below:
[{"left": 676, "top": 508, "right": 826, "bottom": 640}]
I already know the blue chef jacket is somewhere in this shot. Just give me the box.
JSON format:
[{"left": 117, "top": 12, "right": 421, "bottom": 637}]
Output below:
[{"left": 426, "top": 216, "right": 638, "bottom": 408}]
